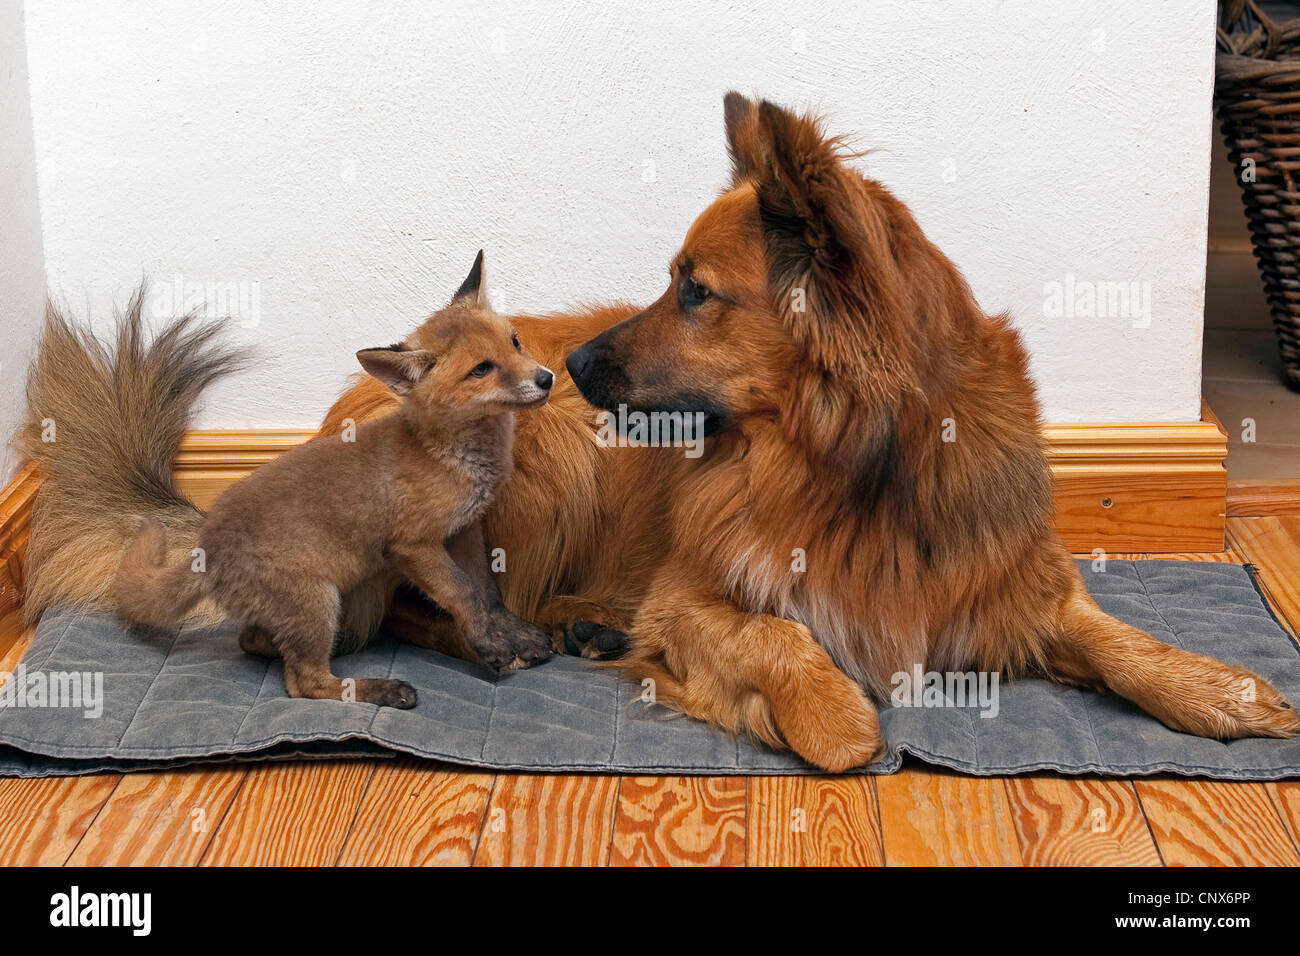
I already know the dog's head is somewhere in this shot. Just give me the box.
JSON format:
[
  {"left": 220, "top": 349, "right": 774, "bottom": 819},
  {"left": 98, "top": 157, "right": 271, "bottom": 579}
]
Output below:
[{"left": 567, "top": 93, "right": 953, "bottom": 449}]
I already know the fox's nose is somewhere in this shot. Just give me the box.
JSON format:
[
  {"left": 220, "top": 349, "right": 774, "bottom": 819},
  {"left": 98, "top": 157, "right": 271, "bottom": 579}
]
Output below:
[{"left": 534, "top": 368, "right": 554, "bottom": 391}]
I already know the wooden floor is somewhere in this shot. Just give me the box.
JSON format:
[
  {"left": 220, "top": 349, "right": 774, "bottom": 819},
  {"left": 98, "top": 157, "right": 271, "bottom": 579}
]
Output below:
[{"left": 1, "top": 516, "right": 1299, "bottom": 866}]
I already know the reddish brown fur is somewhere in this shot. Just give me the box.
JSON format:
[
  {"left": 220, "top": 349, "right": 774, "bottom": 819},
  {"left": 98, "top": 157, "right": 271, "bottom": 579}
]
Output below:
[
  {"left": 115, "top": 255, "right": 554, "bottom": 705},
  {"left": 323, "top": 96, "right": 1298, "bottom": 768}
]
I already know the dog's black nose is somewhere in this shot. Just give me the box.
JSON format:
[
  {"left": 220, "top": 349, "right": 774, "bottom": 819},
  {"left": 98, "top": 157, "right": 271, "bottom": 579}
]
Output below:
[
  {"left": 566, "top": 344, "right": 592, "bottom": 388},
  {"left": 535, "top": 368, "right": 554, "bottom": 391}
]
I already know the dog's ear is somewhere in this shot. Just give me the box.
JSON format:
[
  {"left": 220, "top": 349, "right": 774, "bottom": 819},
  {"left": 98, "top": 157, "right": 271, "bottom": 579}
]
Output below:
[
  {"left": 452, "top": 249, "right": 487, "bottom": 308},
  {"left": 731, "top": 99, "right": 915, "bottom": 406},
  {"left": 356, "top": 345, "right": 436, "bottom": 394},
  {"left": 723, "top": 91, "right": 762, "bottom": 183},
  {"left": 749, "top": 100, "right": 875, "bottom": 281}
]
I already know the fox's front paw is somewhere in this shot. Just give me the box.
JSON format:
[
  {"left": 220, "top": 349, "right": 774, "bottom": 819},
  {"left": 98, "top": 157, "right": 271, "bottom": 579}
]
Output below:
[{"left": 469, "top": 611, "right": 555, "bottom": 672}]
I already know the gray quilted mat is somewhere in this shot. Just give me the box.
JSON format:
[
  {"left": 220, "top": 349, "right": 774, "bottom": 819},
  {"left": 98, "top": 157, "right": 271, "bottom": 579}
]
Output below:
[{"left": 1, "top": 560, "right": 1299, "bottom": 778}]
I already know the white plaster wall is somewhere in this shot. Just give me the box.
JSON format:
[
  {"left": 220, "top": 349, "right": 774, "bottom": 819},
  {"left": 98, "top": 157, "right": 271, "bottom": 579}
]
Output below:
[
  {"left": 0, "top": 0, "right": 46, "bottom": 482},
  {"left": 19, "top": 0, "right": 1214, "bottom": 427}
]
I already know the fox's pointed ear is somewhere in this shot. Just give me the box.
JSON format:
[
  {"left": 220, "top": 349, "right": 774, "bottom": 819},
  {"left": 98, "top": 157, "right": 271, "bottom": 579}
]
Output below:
[
  {"left": 452, "top": 249, "right": 487, "bottom": 308},
  {"left": 356, "top": 345, "right": 435, "bottom": 395},
  {"left": 723, "top": 92, "right": 761, "bottom": 184}
]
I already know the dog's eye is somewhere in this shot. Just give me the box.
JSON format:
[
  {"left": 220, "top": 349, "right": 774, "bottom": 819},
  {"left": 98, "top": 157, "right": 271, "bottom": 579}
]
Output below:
[
  {"left": 511, "top": 334, "right": 521, "bottom": 351},
  {"left": 469, "top": 361, "right": 495, "bottom": 378},
  {"left": 683, "top": 278, "right": 711, "bottom": 309}
]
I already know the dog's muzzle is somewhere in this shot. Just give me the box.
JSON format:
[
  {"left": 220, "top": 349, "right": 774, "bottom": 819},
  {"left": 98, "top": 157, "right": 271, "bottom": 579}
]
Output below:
[{"left": 565, "top": 339, "right": 630, "bottom": 408}]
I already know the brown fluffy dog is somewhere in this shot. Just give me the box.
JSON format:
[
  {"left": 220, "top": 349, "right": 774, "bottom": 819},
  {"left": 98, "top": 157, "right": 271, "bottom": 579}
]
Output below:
[{"left": 319, "top": 95, "right": 1299, "bottom": 768}]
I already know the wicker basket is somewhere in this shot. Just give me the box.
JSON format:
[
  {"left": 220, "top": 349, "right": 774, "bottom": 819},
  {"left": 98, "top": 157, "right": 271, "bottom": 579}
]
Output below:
[{"left": 1216, "top": 0, "right": 1300, "bottom": 390}]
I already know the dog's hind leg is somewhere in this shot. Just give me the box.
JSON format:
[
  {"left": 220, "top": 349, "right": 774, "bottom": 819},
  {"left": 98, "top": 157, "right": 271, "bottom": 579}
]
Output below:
[
  {"left": 1045, "top": 579, "right": 1299, "bottom": 739},
  {"left": 383, "top": 585, "right": 465, "bottom": 656}
]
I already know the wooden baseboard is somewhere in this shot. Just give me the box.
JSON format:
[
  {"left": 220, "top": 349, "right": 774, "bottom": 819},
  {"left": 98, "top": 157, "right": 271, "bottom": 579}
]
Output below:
[
  {"left": 173, "top": 430, "right": 311, "bottom": 512},
  {"left": 1043, "top": 400, "right": 1228, "bottom": 552},
  {"left": 0, "top": 405, "right": 1231, "bottom": 631}
]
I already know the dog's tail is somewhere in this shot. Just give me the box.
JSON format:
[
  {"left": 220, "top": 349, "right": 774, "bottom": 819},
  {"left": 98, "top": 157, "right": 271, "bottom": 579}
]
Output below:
[{"left": 14, "top": 284, "right": 245, "bottom": 625}]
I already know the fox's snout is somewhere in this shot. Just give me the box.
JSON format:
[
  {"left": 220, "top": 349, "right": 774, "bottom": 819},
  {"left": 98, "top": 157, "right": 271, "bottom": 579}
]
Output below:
[{"left": 514, "top": 364, "right": 554, "bottom": 406}]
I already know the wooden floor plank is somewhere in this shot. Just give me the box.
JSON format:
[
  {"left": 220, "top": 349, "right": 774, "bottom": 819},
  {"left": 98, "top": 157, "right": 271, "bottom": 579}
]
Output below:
[
  {"left": 1143, "top": 550, "right": 1242, "bottom": 563},
  {"left": 199, "top": 759, "right": 375, "bottom": 866},
  {"left": 0, "top": 623, "right": 35, "bottom": 675},
  {"left": 1264, "top": 782, "right": 1300, "bottom": 855},
  {"left": 1135, "top": 779, "right": 1300, "bottom": 866},
  {"left": 472, "top": 774, "right": 619, "bottom": 867},
  {"left": 609, "top": 776, "right": 745, "bottom": 867},
  {"left": 1227, "top": 516, "right": 1300, "bottom": 629},
  {"left": 1005, "top": 777, "right": 1161, "bottom": 866},
  {"left": 66, "top": 766, "right": 247, "bottom": 866},
  {"left": 1227, "top": 479, "right": 1300, "bottom": 518},
  {"left": 747, "top": 776, "right": 883, "bottom": 866},
  {"left": 0, "top": 774, "right": 120, "bottom": 866},
  {"left": 336, "top": 759, "right": 494, "bottom": 866},
  {"left": 875, "top": 766, "right": 1023, "bottom": 866}
]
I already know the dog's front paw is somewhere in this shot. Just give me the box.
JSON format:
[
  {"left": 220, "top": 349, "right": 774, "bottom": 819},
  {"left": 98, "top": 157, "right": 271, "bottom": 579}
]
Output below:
[
  {"left": 535, "top": 595, "right": 629, "bottom": 659},
  {"left": 559, "top": 619, "right": 629, "bottom": 661}
]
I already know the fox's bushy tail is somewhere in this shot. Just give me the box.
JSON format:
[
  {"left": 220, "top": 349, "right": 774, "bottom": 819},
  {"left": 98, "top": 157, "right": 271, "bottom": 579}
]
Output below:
[{"left": 13, "top": 284, "right": 245, "bottom": 624}]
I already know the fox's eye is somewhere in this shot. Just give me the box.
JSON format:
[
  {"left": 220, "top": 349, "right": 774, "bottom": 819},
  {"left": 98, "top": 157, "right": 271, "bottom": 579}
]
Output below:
[
  {"left": 683, "top": 278, "right": 711, "bottom": 309},
  {"left": 469, "top": 361, "right": 495, "bottom": 378},
  {"left": 511, "top": 334, "right": 521, "bottom": 351}
]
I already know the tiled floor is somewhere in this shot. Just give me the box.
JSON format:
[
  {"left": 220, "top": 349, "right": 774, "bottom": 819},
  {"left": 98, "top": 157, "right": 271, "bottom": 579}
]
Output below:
[
  {"left": 1203, "top": 328, "right": 1300, "bottom": 479},
  {"left": 1202, "top": 135, "right": 1300, "bottom": 480}
]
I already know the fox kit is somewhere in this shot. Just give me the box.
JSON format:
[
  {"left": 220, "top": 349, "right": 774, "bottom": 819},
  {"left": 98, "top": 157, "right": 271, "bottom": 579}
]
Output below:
[{"left": 114, "top": 252, "right": 555, "bottom": 707}]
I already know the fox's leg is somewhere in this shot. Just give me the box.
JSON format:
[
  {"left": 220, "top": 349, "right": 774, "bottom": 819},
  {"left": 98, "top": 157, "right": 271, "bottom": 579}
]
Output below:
[
  {"left": 238, "top": 623, "right": 278, "bottom": 658},
  {"left": 373, "top": 522, "right": 548, "bottom": 664},
  {"left": 253, "top": 582, "right": 417, "bottom": 708},
  {"left": 391, "top": 540, "right": 552, "bottom": 672},
  {"left": 1044, "top": 578, "right": 1299, "bottom": 739},
  {"left": 617, "top": 567, "right": 882, "bottom": 773},
  {"left": 277, "top": 631, "right": 417, "bottom": 708}
]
